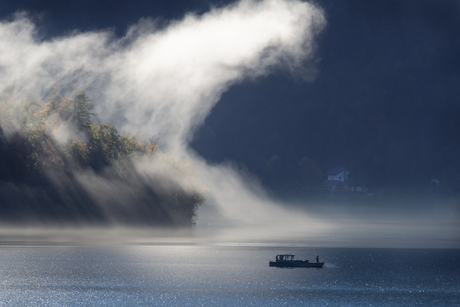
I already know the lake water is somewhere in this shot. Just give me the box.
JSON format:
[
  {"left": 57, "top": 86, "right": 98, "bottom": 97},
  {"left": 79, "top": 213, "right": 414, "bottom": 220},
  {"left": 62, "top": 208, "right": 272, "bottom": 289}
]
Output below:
[{"left": 0, "top": 244, "right": 458, "bottom": 306}]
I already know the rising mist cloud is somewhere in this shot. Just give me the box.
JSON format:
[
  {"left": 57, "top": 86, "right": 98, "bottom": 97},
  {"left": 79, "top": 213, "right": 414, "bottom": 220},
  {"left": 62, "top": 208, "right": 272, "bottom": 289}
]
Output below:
[
  {"left": 0, "top": 0, "right": 328, "bottom": 236},
  {"left": 0, "top": 1, "right": 456, "bottom": 249},
  {"left": 0, "top": 0, "right": 325, "bottom": 153}
]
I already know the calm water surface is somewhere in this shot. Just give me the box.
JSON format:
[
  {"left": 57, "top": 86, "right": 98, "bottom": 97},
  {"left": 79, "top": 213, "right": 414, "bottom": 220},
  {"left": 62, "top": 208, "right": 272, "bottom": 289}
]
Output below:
[{"left": 0, "top": 245, "right": 458, "bottom": 306}]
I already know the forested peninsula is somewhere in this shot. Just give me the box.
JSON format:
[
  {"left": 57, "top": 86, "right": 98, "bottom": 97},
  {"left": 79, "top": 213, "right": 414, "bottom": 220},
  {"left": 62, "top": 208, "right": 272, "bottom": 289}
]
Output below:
[{"left": 0, "top": 87, "right": 206, "bottom": 226}]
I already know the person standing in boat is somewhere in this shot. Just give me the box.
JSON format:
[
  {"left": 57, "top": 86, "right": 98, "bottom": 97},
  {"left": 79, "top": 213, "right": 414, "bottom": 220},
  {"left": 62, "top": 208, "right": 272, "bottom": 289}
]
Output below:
[{"left": 316, "top": 255, "right": 319, "bottom": 263}]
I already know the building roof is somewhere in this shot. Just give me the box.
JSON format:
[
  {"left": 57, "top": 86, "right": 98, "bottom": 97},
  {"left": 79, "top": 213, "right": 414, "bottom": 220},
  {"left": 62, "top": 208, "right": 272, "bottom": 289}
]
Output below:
[{"left": 326, "top": 167, "right": 348, "bottom": 176}]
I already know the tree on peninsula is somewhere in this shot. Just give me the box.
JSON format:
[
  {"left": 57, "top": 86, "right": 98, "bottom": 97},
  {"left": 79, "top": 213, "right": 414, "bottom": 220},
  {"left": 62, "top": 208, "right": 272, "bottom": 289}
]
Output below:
[{"left": 0, "top": 88, "right": 206, "bottom": 227}]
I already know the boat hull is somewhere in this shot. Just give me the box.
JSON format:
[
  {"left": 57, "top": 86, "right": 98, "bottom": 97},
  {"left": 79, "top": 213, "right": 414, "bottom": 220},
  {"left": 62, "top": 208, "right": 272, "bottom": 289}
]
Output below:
[{"left": 269, "top": 261, "right": 324, "bottom": 268}]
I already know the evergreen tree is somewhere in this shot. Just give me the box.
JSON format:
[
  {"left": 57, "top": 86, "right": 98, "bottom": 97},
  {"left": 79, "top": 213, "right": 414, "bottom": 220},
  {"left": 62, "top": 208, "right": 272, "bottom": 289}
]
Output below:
[{"left": 72, "top": 90, "right": 94, "bottom": 133}]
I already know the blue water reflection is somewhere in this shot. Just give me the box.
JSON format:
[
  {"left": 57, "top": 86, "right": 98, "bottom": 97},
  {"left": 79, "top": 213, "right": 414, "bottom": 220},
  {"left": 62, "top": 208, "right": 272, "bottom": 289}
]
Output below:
[{"left": 0, "top": 245, "right": 458, "bottom": 306}]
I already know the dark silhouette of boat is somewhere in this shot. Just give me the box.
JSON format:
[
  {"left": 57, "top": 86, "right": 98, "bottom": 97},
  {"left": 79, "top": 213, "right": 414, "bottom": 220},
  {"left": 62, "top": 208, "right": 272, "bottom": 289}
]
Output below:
[{"left": 269, "top": 254, "right": 324, "bottom": 268}]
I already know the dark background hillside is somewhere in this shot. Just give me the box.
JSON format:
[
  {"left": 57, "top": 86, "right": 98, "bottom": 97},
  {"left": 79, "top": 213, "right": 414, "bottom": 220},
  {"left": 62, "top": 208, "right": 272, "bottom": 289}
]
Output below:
[
  {"left": 191, "top": 0, "right": 460, "bottom": 193},
  {"left": 1, "top": 0, "right": 459, "bottom": 193}
]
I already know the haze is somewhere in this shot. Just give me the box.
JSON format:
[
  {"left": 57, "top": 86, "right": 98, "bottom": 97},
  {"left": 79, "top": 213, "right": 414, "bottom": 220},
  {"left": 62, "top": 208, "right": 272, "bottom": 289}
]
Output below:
[{"left": 0, "top": 0, "right": 458, "bottom": 248}]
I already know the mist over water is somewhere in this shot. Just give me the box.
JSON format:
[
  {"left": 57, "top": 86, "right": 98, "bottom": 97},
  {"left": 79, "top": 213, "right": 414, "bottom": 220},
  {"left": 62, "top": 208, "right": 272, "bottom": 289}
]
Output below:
[{"left": 0, "top": 0, "right": 458, "bottom": 248}]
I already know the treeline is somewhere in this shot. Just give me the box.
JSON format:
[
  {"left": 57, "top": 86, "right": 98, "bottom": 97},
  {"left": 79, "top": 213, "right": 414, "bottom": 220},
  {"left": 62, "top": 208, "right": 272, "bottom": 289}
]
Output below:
[
  {"left": 0, "top": 87, "right": 205, "bottom": 226},
  {"left": 0, "top": 88, "right": 158, "bottom": 180}
]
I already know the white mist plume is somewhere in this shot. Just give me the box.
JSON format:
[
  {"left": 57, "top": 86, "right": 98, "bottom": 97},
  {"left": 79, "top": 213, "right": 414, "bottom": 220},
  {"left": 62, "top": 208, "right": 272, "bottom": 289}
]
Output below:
[
  {"left": 0, "top": 0, "right": 325, "bottom": 151},
  {"left": 0, "top": 1, "right": 457, "bottom": 248},
  {"left": 0, "top": 0, "right": 329, "bottom": 239}
]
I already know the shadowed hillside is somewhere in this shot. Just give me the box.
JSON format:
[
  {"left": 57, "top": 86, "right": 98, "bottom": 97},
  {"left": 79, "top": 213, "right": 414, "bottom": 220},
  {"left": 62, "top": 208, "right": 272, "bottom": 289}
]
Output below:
[{"left": 0, "top": 88, "right": 206, "bottom": 226}]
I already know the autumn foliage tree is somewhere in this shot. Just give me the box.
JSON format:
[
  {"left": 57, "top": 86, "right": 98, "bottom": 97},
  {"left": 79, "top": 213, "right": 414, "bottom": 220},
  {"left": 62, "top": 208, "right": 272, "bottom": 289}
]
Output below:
[{"left": 0, "top": 88, "right": 205, "bottom": 226}]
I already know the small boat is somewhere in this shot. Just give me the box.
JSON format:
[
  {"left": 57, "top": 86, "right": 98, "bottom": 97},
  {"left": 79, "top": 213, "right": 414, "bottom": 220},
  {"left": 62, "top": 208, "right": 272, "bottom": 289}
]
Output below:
[{"left": 269, "top": 254, "right": 324, "bottom": 268}]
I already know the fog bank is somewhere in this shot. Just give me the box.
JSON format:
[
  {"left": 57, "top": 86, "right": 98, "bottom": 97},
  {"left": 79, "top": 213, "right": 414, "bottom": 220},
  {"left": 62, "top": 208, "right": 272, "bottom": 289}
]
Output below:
[
  {"left": 1, "top": 0, "right": 456, "bottom": 248},
  {"left": 0, "top": 0, "right": 327, "bottom": 235}
]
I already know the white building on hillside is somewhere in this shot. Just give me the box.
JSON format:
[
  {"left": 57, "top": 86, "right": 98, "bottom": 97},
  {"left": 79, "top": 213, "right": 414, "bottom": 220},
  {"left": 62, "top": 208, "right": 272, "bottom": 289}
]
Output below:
[
  {"left": 318, "top": 167, "right": 366, "bottom": 196},
  {"left": 326, "top": 167, "right": 349, "bottom": 182}
]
